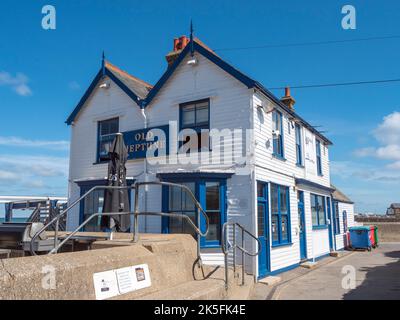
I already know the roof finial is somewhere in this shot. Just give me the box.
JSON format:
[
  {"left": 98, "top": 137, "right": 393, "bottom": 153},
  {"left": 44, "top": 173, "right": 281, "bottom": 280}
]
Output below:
[
  {"left": 190, "top": 19, "right": 194, "bottom": 57},
  {"left": 102, "top": 51, "right": 106, "bottom": 75}
]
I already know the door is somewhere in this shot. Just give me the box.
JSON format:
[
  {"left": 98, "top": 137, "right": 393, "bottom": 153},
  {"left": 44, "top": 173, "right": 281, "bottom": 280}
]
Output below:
[
  {"left": 297, "top": 191, "right": 307, "bottom": 260},
  {"left": 257, "top": 182, "right": 270, "bottom": 278},
  {"left": 327, "top": 197, "right": 334, "bottom": 250}
]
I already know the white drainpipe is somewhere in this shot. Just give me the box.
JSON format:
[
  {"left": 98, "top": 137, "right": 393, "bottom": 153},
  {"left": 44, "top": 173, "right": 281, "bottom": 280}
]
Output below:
[{"left": 141, "top": 108, "right": 149, "bottom": 232}]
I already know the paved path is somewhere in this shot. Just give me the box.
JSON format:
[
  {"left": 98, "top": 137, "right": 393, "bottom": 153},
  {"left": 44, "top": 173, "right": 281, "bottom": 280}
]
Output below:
[{"left": 272, "top": 243, "right": 400, "bottom": 300}]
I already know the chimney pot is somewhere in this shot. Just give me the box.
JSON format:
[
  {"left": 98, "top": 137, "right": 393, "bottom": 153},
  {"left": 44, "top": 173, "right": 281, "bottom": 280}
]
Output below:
[
  {"left": 280, "top": 86, "right": 296, "bottom": 111},
  {"left": 166, "top": 35, "right": 191, "bottom": 67}
]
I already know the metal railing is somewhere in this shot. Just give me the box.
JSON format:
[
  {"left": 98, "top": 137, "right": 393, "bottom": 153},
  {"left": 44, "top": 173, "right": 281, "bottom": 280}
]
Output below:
[
  {"left": 221, "top": 222, "right": 261, "bottom": 290},
  {"left": 30, "top": 182, "right": 209, "bottom": 265}
]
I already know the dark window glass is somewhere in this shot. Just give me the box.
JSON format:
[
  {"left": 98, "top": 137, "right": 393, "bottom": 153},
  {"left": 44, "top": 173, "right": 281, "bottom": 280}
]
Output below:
[
  {"left": 98, "top": 118, "right": 119, "bottom": 162},
  {"left": 257, "top": 204, "right": 265, "bottom": 237},
  {"left": 295, "top": 124, "right": 303, "bottom": 165},
  {"left": 271, "top": 183, "right": 291, "bottom": 245},
  {"left": 180, "top": 99, "right": 210, "bottom": 152},
  {"left": 205, "top": 182, "right": 221, "bottom": 242},
  {"left": 272, "top": 110, "right": 284, "bottom": 157},
  {"left": 316, "top": 140, "right": 322, "bottom": 175},
  {"left": 311, "top": 194, "right": 327, "bottom": 227},
  {"left": 168, "top": 182, "right": 196, "bottom": 238}
]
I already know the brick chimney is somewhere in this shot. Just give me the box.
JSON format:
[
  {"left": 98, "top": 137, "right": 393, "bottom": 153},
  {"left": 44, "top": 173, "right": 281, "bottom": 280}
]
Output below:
[
  {"left": 165, "top": 36, "right": 190, "bottom": 67},
  {"left": 280, "top": 87, "right": 296, "bottom": 111}
]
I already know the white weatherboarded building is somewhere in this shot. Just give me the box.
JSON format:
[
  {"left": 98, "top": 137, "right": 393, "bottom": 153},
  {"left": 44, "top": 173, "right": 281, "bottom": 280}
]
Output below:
[{"left": 66, "top": 35, "right": 354, "bottom": 278}]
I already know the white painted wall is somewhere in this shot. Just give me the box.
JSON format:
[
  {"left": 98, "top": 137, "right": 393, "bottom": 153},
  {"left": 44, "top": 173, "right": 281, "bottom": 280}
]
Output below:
[{"left": 334, "top": 202, "right": 355, "bottom": 250}]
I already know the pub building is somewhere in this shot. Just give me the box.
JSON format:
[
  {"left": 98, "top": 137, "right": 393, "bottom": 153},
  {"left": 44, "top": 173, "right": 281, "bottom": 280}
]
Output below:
[{"left": 65, "top": 35, "right": 354, "bottom": 278}]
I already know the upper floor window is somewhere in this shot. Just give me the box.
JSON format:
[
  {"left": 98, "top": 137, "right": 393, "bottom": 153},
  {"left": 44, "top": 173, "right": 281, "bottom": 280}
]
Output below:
[
  {"left": 97, "top": 118, "right": 119, "bottom": 162},
  {"left": 271, "top": 183, "right": 291, "bottom": 246},
  {"left": 180, "top": 99, "right": 210, "bottom": 152},
  {"left": 311, "top": 194, "right": 326, "bottom": 228},
  {"left": 316, "top": 139, "right": 322, "bottom": 176},
  {"left": 272, "top": 110, "right": 284, "bottom": 158},
  {"left": 295, "top": 124, "right": 303, "bottom": 166}
]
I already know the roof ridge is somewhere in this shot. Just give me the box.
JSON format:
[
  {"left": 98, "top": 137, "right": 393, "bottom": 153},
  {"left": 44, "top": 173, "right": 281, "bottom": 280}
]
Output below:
[{"left": 105, "top": 61, "right": 153, "bottom": 88}]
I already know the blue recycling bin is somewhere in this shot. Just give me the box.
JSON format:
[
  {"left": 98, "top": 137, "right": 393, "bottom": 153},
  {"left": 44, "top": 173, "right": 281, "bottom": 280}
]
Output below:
[{"left": 349, "top": 226, "right": 372, "bottom": 251}]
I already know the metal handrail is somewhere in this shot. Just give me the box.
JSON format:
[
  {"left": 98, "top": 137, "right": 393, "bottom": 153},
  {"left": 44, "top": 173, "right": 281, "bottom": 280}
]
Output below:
[
  {"left": 30, "top": 182, "right": 209, "bottom": 263},
  {"left": 221, "top": 222, "right": 261, "bottom": 290},
  {"left": 29, "top": 185, "right": 135, "bottom": 255}
]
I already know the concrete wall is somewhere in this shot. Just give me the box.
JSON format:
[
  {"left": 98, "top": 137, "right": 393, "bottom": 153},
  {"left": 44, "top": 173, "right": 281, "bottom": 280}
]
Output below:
[
  {"left": 0, "top": 234, "right": 200, "bottom": 300},
  {"left": 361, "top": 222, "right": 400, "bottom": 243}
]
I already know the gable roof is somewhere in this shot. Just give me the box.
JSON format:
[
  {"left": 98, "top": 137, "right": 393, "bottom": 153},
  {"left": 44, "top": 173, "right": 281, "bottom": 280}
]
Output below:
[
  {"left": 65, "top": 61, "right": 152, "bottom": 125},
  {"left": 331, "top": 185, "right": 354, "bottom": 204},
  {"left": 144, "top": 39, "right": 332, "bottom": 145},
  {"left": 65, "top": 38, "right": 332, "bottom": 145}
]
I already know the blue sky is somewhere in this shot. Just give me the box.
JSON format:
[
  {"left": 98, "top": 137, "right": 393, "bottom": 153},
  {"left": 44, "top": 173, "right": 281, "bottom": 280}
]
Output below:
[{"left": 0, "top": 0, "right": 399, "bottom": 214}]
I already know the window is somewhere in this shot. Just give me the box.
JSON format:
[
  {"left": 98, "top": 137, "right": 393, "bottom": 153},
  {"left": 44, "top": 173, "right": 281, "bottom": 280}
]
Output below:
[
  {"left": 98, "top": 118, "right": 119, "bottom": 162},
  {"left": 316, "top": 139, "right": 322, "bottom": 176},
  {"left": 257, "top": 182, "right": 268, "bottom": 238},
  {"left": 168, "top": 182, "right": 197, "bottom": 238},
  {"left": 272, "top": 110, "right": 284, "bottom": 158},
  {"left": 295, "top": 124, "right": 303, "bottom": 166},
  {"left": 271, "top": 183, "right": 291, "bottom": 245},
  {"left": 311, "top": 194, "right": 326, "bottom": 228},
  {"left": 180, "top": 99, "right": 210, "bottom": 152},
  {"left": 334, "top": 202, "right": 340, "bottom": 234},
  {"left": 343, "top": 210, "right": 348, "bottom": 233},
  {"left": 163, "top": 178, "right": 226, "bottom": 248},
  {"left": 205, "top": 182, "right": 221, "bottom": 243}
]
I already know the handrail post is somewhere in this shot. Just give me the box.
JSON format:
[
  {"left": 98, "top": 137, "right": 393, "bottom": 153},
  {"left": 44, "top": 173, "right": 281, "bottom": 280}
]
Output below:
[
  {"left": 197, "top": 207, "right": 201, "bottom": 267},
  {"left": 133, "top": 184, "right": 139, "bottom": 242},
  {"left": 241, "top": 227, "right": 245, "bottom": 286},
  {"left": 233, "top": 224, "right": 236, "bottom": 277},
  {"left": 54, "top": 216, "right": 59, "bottom": 253}
]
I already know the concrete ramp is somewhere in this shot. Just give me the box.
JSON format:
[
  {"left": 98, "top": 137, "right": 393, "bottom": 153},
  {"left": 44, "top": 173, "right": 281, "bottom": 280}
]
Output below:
[{"left": 0, "top": 233, "right": 254, "bottom": 300}]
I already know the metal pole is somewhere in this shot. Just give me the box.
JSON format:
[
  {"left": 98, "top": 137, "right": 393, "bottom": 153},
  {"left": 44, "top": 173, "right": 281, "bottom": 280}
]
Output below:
[
  {"left": 224, "top": 250, "right": 229, "bottom": 290},
  {"left": 241, "top": 227, "right": 245, "bottom": 286},
  {"left": 197, "top": 207, "right": 201, "bottom": 266},
  {"left": 54, "top": 216, "right": 59, "bottom": 253},
  {"left": 233, "top": 224, "right": 236, "bottom": 277},
  {"left": 133, "top": 185, "right": 139, "bottom": 242}
]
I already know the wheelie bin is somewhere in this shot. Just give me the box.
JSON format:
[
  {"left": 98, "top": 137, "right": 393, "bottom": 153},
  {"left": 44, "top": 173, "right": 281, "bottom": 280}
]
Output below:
[{"left": 348, "top": 226, "right": 372, "bottom": 251}]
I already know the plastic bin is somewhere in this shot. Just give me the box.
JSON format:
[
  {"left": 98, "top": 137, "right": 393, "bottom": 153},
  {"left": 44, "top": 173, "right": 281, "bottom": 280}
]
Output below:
[
  {"left": 369, "top": 225, "right": 376, "bottom": 248},
  {"left": 349, "top": 226, "right": 372, "bottom": 251},
  {"left": 371, "top": 225, "right": 378, "bottom": 248}
]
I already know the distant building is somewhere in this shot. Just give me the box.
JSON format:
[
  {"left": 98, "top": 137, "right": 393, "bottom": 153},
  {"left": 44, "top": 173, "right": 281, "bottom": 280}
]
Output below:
[{"left": 387, "top": 203, "right": 400, "bottom": 217}]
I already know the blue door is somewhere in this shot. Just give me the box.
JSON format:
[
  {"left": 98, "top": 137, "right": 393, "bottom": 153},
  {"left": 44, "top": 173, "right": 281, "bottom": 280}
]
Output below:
[
  {"left": 257, "top": 182, "right": 270, "bottom": 278},
  {"left": 297, "top": 191, "right": 307, "bottom": 260},
  {"left": 327, "top": 197, "right": 334, "bottom": 250}
]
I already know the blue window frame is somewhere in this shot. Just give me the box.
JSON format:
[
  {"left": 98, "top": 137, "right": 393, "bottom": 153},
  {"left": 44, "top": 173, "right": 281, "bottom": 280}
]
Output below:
[
  {"left": 179, "top": 99, "right": 210, "bottom": 152},
  {"left": 316, "top": 139, "right": 323, "bottom": 176},
  {"left": 333, "top": 201, "right": 341, "bottom": 234},
  {"left": 97, "top": 118, "right": 119, "bottom": 162},
  {"left": 295, "top": 124, "right": 303, "bottom": 166},
  {"left": 272, "top": 110, "right": 284, "bottom": 159},
  {"left": 270, "top": 183, "right": 291, "bottom": 246},
  {"left": 311, "top": 194, "right": 327, "bottom": 228},
  {"left": 257, "top": 182, "right": 268, "bottom": 237},
  {"left": 161, "top": 176, "right": 226, "bottom": 248}
]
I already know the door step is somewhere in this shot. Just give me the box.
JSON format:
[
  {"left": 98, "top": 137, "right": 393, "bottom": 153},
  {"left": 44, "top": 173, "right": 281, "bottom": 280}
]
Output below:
[{"left": 300, "top": 261, "right": 317, "bottom": 269}]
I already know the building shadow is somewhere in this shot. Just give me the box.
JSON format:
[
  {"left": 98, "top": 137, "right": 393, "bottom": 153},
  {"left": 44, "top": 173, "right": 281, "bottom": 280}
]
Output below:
[{"left": 343, "top": 250, "right": 400, "bottom": 300}]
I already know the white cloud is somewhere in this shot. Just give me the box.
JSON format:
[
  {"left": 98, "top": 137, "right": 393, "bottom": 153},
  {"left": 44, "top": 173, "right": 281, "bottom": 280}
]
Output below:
[
  {"left": 354, "top": 111, "right": 400, "bottom": 168},
  {"left": 0, "top": 71, "right": 32, "bottom": 96},
  {"left": 0, "top": 170, "right": 20, "bottom": 182},
  {"left": 373, "top": 112, "right": 400, "bottom": 145},
  {"left": 0, "top": 155, "right": 68, "bottom": 178},
  {"left": 0, "top": 136, "right": 69, "bottom": 151}
]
